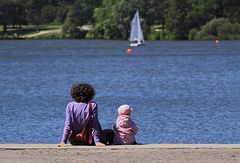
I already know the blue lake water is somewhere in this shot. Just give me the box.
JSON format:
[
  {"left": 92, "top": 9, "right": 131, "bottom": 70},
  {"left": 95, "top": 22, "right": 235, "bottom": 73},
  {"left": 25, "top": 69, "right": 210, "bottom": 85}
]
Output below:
[{"left": 0, "top": 40, "right": 240, "bottom": 144}]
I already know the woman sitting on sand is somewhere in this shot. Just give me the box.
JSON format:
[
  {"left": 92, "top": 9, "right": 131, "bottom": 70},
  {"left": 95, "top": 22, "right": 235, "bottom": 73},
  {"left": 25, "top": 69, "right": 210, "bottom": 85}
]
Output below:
[{"left": 58, "top": 83, "right": 114, "bottom": 147}]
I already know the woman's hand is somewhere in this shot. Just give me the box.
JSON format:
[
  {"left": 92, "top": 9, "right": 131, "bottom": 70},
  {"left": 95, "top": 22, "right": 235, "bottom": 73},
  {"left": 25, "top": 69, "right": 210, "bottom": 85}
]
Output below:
[
  {"left": 57, "top": 143, "right": 67, "bottom": 147},
  {"left": 95, "top": 142, "right": 106, "bottom": 147}
]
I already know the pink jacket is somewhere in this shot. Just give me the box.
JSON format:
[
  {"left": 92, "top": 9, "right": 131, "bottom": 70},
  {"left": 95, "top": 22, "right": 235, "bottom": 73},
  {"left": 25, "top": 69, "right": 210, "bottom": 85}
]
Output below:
[{"left": 113, "top": 115, "right": 138, "bottom": 145}]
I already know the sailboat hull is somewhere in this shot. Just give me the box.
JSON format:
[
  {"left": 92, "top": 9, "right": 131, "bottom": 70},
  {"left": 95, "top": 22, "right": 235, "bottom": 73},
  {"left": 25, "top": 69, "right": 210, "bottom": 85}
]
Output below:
[
  {"left": 130, "top": 42, "right": 144, "bottom": 47},
  {"left": 130, "top": 39, "right": 144, "bottom": 47}
]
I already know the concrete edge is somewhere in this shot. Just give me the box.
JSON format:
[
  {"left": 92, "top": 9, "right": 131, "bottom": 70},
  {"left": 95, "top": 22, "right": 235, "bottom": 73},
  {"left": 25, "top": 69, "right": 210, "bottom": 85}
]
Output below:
[{"left": 1, "top": 144, "right": 240, "bottom": 150}]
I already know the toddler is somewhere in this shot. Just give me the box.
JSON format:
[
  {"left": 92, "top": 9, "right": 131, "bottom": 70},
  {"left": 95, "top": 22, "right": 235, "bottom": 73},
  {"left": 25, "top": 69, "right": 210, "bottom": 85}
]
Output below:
[{"left": 113, "top": 104, "right": 138, "bottom": 145}]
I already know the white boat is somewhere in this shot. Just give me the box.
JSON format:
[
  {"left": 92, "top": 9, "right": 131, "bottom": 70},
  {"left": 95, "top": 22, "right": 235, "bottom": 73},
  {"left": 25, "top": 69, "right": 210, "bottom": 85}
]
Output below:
[{"left": 129, "top": 10, "right": 144, "bottom": 47}]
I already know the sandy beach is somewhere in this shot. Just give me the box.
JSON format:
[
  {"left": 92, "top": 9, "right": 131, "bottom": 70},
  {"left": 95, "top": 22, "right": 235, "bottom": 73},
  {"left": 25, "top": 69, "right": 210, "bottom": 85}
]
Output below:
[{"left": 0, "top": 144, "right": 239, "bottom": 163}]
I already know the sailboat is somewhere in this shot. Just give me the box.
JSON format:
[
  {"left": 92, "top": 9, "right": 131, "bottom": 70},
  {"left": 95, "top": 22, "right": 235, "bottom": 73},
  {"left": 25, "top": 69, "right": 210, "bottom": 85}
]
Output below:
[{"left": 129, "top": 10, "right": 144, "bottom": 47}]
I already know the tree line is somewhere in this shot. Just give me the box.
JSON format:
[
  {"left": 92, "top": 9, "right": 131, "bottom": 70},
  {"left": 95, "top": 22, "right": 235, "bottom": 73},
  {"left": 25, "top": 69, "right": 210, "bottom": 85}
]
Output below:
[{"left": 0, "top": 0, "right": 239, "bottom": 40}]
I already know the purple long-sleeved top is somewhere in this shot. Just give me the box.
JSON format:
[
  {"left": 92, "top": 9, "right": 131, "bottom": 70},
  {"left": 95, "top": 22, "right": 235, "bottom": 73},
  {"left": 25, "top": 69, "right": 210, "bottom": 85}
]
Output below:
[{"left": 60, "top": 101, "right": 104, "bottom": 144}]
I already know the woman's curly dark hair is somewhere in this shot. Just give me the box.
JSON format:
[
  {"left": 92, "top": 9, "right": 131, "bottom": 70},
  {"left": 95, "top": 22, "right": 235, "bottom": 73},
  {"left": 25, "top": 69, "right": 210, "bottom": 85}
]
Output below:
[{"left": 71, "top": 83, "right": 96, "bottom": 103}]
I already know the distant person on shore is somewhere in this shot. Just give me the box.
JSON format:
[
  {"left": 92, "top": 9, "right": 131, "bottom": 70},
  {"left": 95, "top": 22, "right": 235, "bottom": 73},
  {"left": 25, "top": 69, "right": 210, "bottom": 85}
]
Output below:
[
  {"left": 58, "top": 83, "right": 114, "bottom": 147},
  {"left": 113, "top": 104, "right": 138, "bottom": 145}
]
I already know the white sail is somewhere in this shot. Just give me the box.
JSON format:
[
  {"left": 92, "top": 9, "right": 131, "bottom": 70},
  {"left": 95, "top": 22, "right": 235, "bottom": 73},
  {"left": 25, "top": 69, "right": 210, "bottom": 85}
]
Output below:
[{"left": 130, "top": 11, "right": 144, "bottom": 47}]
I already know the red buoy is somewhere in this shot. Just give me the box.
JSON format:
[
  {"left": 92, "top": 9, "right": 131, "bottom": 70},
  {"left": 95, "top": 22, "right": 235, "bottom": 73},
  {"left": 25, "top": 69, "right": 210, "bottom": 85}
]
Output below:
[{"left": 127, "top": 48, "right": 132, "bottom": 55}]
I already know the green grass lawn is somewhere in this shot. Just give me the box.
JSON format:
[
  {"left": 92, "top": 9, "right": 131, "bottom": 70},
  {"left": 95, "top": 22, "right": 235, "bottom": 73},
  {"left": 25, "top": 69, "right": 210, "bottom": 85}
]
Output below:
[
  {"left": 0, "top": 24, "right": 62, "bottom": 39},
  {"left": 22, "top": 24, "right": 62, "bottom": 30}
]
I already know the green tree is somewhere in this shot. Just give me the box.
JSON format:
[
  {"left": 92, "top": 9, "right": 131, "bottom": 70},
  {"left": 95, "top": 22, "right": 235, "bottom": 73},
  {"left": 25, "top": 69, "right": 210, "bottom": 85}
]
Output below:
[
  {"left": 62, "top": 0, "right": 102, "bottom": 38},
  {"left": 0, "top": 0, "right": 10, "bottom": 32},
  {"left": 25, "top": 0, "right": 41, "bottom": 25},
  {"left": 41, "top": 5, "right": 57, "bottom": 23},
  {"left": 70, "top": 0, "right": 102, "bottom": 26},
  {"left": 164, "top": 0, "right": 191, "bottom": 40},
  {"left": 189, "top": 18, "right": 240, "bottom": 40},
  {"left": 89, "top": 0, "right": 120, "bottom": 39},
  {"left": 62, "top": 8, "right": 83, "bottom": 38},
  {"left": 55, "top": 4, "right": 69, "bottom": 23},
  {"left": 0, "top": 0, "right": 26, "bottom": 33}
]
